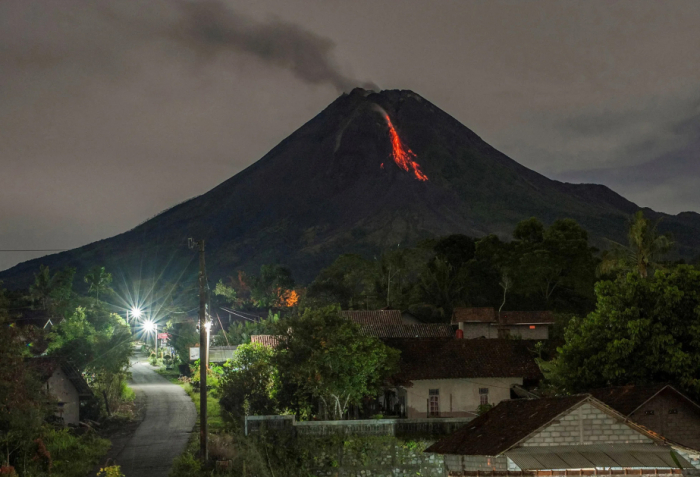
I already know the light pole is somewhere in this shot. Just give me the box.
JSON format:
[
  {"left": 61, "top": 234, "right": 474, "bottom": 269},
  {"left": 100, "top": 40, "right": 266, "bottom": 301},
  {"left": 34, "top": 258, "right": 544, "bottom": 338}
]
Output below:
[{"left": 144, "top": 320, "right": 157, "bottom": 359}]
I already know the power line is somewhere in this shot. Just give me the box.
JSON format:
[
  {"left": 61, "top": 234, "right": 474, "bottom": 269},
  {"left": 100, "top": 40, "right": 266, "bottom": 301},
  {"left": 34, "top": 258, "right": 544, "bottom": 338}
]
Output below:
[{"left": 0, "top": 249, "right": 67, "bottom": 252}]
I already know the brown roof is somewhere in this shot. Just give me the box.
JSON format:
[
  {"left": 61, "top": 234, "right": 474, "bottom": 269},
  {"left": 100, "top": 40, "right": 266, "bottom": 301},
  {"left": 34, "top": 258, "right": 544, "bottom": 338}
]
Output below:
[
  {"left": 250, "top": 335, "right": 280, "bottom": 348},
  {"left": 340, "top": 310, "right": 403, "bottom": 325},
  {"left": 26, "top": 357, "right": 92, "bottom": 397},
  {"left": 452, "top": 308, "right": 555, "bottom": 325},
  {"left": 359, "top": 324, "right": 454, "bottom": 339},
  {"left": 386, "top": 338, "right": 542, "bottom": 381},
  {"left": 452, "top": 307, "right": 495, "bottom": 324},
  {"left": 426, "top": 395, "right": 589, "bottom": 455},
  {"left": 588, "top": 383, "right": 700, "bottom": 417}
]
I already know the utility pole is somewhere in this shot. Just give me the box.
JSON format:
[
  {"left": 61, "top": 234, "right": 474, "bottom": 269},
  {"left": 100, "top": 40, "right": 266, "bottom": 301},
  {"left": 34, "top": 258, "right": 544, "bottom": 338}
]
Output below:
[{"left": 190, "top": 238, "right": 208, "bottom": 461}]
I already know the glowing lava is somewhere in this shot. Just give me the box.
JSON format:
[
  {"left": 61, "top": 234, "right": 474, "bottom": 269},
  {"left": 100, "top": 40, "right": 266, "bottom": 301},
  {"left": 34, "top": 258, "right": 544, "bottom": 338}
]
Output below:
[{"left": 383, "top": 115, "right": 428, "bottom": 181}]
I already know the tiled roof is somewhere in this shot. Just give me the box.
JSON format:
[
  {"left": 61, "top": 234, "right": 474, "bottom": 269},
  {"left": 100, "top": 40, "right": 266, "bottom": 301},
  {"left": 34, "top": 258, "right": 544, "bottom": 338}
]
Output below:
[
  {"left": 451, "top": 307, "right": 495, "bottom": 324},
  {"left": 452, "top": 308, "right": 555, "bottom": 325},
  {"left": 425, "top": 395, "right": 589, "bottom": 456},
  {"left": 359, "top": 324, "right": 454, "bottom": 338},
  {"left": 340, "top": 310, "right": 403, "bottom": 325},
  {"left": 500, "top": 311, "right": 556, "bottom": 324},
  {"left": 385, "top": 338, "right": 542, "bottom": 381},
  {"left": 588, "top": 383, "right": 698, "bottom": 416},
  {"left": 250, "top": 335, "right": 280, "bottom": 348},
  {"left": 25, "top": 357, "right": 92, "bottom": 397}
]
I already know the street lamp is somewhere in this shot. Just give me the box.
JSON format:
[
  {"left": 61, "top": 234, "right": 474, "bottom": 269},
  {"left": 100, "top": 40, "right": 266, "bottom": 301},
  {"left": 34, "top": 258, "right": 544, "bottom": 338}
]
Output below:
[
  {"left": 126, "top": 307, "right": 142, "bottom": 323},
  {"left": 144, "top": 320, "right": 157, "bottom": 359}
]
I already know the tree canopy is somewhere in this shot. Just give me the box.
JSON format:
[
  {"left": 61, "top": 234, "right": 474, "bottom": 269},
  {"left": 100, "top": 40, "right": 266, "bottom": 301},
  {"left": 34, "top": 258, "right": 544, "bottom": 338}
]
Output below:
[{"left": 548, "top": 265, "right": 700, "bottom": 399}]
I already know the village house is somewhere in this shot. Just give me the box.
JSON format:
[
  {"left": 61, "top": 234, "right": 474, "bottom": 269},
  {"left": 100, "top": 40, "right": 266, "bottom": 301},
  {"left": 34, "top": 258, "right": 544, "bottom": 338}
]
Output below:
[
  {"left": 589, "top": 384, "right": 700, "bottom": 458},
  {"left": 452, "top": 307, "right": 554, "bottom": 340},
  {"left": 381, "top": 338, "right": 542, "bottom": 419},
  {"left": 426, "top": 395, "right": 700, "bottom": 476},
  {"left": 27, "top": 358, "right": 92, "bottom": 426},
  {"left": 341, "top": 309, "right": 455, "bottom": 339}
]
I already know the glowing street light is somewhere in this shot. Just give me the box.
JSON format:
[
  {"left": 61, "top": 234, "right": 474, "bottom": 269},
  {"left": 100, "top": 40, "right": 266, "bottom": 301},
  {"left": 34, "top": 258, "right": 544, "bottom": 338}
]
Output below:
[
  {"left": 143, "top": 320, "right": 158, "bottom": 358},
  {"left": 126, "top": 307, "right": 143, "bottom": 323}
]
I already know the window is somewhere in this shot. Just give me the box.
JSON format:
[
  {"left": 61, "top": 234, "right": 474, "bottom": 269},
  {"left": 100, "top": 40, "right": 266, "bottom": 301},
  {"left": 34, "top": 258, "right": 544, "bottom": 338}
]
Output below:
[
  {"left": 669, "top": 409, "right": 678, "bottom": 414},
  {"left": 429, "top": 389, "right": 439, "bottom": 416},
  {"left": 645, "top": 410, "right": 655, "bottom": 415},
  {"left": 479, "top": 387, "right": 489, "bottom": 405},
  {"left": 529, "top": 325, "right": 536, "bottom": 329},
  {"left": 498, "top": 328, "right": 511, "bottom": 339}
]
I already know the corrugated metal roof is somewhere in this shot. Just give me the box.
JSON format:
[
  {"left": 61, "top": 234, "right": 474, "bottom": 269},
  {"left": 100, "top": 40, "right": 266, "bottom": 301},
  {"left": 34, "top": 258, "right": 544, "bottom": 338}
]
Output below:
[{"left": 506, "top": 444, "right": 692, "bottom": 470}]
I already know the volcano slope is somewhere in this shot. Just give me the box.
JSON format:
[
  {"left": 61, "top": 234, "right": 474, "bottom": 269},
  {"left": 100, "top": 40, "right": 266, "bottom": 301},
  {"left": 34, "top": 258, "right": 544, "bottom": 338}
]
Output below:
[{"left": 2, "top": 88, "right": 700, "bottom": 287}]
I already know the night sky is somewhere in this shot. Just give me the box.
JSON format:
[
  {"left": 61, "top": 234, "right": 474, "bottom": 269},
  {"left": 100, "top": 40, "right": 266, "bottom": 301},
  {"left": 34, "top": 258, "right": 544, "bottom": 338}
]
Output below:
[{"left": 2, "top": 0, "right": 699, "bottom": 272}]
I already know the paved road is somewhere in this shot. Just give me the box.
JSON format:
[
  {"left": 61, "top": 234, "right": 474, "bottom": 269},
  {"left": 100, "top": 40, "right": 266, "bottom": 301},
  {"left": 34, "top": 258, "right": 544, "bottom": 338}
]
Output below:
[{"left": 113, "top": 358, "right": 196, "bottom": 477}]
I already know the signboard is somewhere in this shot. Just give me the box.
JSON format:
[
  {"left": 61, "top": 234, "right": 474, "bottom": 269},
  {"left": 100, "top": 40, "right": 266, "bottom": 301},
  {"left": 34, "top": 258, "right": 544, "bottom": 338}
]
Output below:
[
  {"left": 190, "top": 347, "right": 200, "bottom": 361},
  {"left": 157, "top": 333, "right": 169, "bottom": 340},
  {"left": 189, "top": 346, "right": 237, "bottom": 363}
]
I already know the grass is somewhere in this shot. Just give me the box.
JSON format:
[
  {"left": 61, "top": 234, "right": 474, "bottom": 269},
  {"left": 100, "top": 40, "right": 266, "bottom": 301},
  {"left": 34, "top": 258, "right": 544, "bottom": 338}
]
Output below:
[
  {"left": 42, "top": 427, "right": 111, "bottom": 477},
  {"left": 156, "top": 367, "right": 181, "bottom": 384}
]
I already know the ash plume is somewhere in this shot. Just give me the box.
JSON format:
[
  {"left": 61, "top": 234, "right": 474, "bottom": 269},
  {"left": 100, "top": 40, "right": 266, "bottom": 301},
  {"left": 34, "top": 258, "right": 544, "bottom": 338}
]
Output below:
[{"left": 170, "top": 0, "right": 376, "bottom": 92}]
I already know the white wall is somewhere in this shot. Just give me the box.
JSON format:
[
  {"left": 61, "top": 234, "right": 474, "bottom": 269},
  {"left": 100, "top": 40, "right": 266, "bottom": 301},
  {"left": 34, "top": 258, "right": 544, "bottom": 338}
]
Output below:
[
  {"left": 403, "top": 377, "right": 522, "bottom": 419},
  {"left": 47, "top": 368, "right": 80, "bottom": 426}
]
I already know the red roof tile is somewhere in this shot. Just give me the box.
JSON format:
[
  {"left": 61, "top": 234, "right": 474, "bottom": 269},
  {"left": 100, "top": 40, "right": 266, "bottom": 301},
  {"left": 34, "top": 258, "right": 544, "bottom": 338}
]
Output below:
[
  {"left": 426, "top": 395, "right": 589, "bottom": 455},
  {"left": 452, "top": 308, "right": 555, "bottom": 325},
  {"left": 386, "top": 338, "right": 542, "bottom": 381},
  {"left": 588, "top": 384, "right": 700, "bottom": 416},
  {"left": 359, "top": 324, "right": 454, "bottom": 338},
  {"left": 340, "top": 310, "right": 403, "bottom": 325}
]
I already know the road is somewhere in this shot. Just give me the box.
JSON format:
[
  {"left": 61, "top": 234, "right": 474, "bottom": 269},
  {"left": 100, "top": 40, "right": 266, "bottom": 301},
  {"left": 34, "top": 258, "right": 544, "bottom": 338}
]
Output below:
[{"left": 112, "top": 357, "right": 196, "bottom": 477}]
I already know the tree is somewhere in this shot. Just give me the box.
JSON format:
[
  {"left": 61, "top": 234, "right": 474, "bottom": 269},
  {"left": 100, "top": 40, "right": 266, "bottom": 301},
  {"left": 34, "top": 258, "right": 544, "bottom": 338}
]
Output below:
[
  {"left": 167, "top": 320, "right": 199, "bottom": 364},
  {"left": 272, "top": 306, "right": 400, "bottom": 420},
  {"left": 548, "top": 265, "right": 700, "bottom": 399},
  {"left": 599, "top": 210, "right": 673, "bottom": 278},
  {"left": 83, "top": 266, "right": 113, "bottom": 302},
  {"left": 29, "top": 265, "right": 75, "bottom": 315},
  {"left": 219, "top": 343, "right": 279, "bottom": 421},
  {"left": 306, "top": 254, "right": 377, "bottom": 309}
]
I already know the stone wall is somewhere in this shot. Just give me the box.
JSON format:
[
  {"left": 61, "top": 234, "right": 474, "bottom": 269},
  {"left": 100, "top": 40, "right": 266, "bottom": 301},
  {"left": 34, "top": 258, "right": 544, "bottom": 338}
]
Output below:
[{"left": 522, "top": 402, "right": 652, "bottom": 446}]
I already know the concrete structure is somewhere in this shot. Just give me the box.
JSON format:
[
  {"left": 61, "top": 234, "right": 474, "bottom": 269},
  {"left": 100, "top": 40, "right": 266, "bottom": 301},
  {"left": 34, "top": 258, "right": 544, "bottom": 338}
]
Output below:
[
  {"left": 189, "top": 345, "right": 237, "bottom": 363},
  {"left": 28, "top": 358, "right": 92, "bottom": 426},
  {"left": 386, "top": 338, "right": 542, "bottom": 419},
  {"left": 426, "top": 395, "right": 700, "bottom": 476},
  {"left": 452, "top": 308, "right": 554, "bottom": 340}
]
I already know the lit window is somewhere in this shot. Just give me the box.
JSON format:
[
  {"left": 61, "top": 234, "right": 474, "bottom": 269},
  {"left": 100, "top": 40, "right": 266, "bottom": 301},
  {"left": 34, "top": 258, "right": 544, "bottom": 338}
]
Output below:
[{"left": 529, "top": 325, "right": 536, "bottom": 329}]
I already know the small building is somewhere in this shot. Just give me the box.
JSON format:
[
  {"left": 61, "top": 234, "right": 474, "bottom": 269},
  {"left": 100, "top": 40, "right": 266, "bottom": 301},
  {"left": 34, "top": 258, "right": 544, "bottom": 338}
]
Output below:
[
  {"left": 384, "top": 338, "right": 542, "bottom": 419},
  {"left": 340, "top": 309, "right": 405, "bottom": 325},
  {"left": 589, "top": 384, "right": 700, "bottom": 457},
  {"left": 359, "top": 323, "right": 454, "bottom": 339},
  {"left": 452, "top": 307, "right": 554, "bottom": 340},
  {"left": 27, "top": 358, "right": 92, "bottom": 426},
  {"left": 425, "top": 394, "right": 700, "bottom": 475}
]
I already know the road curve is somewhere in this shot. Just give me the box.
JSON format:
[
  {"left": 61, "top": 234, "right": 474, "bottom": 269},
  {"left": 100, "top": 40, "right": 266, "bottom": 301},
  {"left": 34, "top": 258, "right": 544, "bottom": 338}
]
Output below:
[{"left": 113, "top": 359, "right": 196, "bottom": 477}]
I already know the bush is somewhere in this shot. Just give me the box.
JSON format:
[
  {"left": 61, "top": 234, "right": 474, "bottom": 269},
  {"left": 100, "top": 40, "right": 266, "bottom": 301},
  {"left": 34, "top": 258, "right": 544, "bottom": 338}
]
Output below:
[{"left": 41, "top": 427, "right": 110, "bottom": 477}]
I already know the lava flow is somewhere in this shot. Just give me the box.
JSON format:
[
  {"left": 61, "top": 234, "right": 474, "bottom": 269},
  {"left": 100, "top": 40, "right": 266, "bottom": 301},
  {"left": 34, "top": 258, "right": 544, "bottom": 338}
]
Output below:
[{"left": 383, "top": 114, "right": 428, "bottom": 181}]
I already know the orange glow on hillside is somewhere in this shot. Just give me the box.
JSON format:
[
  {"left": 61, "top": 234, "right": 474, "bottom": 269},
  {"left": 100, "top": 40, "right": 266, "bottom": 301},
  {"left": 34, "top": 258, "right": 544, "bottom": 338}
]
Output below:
[{"left": 383, "top": 115, "right": 428, "bottom": 181}]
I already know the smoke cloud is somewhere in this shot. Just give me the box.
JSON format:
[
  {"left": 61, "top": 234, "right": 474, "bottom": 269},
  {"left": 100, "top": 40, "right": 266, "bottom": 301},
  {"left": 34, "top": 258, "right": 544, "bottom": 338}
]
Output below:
[{"left": 170, "top": 0, "right": 376, "bottom": 92}]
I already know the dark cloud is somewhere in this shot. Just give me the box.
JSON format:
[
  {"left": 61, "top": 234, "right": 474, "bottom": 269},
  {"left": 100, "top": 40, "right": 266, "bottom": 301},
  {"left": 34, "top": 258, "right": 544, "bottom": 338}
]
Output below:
[{"left": 167, "top": 0, "right": 375, "bottom": 92}]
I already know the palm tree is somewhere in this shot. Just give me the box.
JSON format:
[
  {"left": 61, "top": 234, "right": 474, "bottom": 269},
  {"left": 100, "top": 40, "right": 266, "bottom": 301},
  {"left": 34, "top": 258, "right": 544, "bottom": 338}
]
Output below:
[
  {"left": 84, "top": 266, "right": 113, "bottom": 302},
  {"left": 599, "top": 211, "right": 673, "bottom": 278}
]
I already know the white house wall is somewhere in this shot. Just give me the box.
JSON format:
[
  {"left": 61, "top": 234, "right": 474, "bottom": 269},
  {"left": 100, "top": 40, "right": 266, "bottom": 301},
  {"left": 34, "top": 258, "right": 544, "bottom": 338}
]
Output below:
[
  {"left": 521, "top": 402, "right": 653, "bottom": 447},
  {"left": 404, "top": 377, "right": 523, "bottom": 419},
  {"left": 458, "top": 323, "right": 549, "bottom": 339},
  {"left": 47, "top": 369, "right": 80, "bottom": 426}
]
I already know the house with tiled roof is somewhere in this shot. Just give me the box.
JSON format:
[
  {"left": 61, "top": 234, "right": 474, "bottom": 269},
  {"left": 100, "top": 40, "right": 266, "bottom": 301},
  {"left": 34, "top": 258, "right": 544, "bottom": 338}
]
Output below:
[
  {"left": 342, "top": 310, "right": 455, "bottom": 339},
  {"left": 359, "top": 323, "right": 454, "bottom": 339},
  {"left": 452, "top": 307, "right": 555, "bottom": 340},
  {"left": 425, "top": 395, "right": 700, "bottom": 475},
  {"left": 589, "top": 384, "right": 700, "bottom": 454},
  {"left": 381, "top": 338, "right": 542, "bottom": 419},
  {"left": 26, "top": 357, "right": 92, "bottom": 426}
]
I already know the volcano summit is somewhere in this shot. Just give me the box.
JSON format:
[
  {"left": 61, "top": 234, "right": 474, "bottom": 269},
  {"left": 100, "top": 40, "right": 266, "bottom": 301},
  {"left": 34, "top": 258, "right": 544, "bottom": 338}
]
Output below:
[{"left": 2, "top": 88, "right": 700, "bottom": 287}]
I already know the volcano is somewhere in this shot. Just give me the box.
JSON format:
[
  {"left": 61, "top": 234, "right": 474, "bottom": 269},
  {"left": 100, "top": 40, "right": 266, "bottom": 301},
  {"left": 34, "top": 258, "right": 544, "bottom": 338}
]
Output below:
[{"left": 2, "top": 88, "right": 700, "bottom": 288}]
